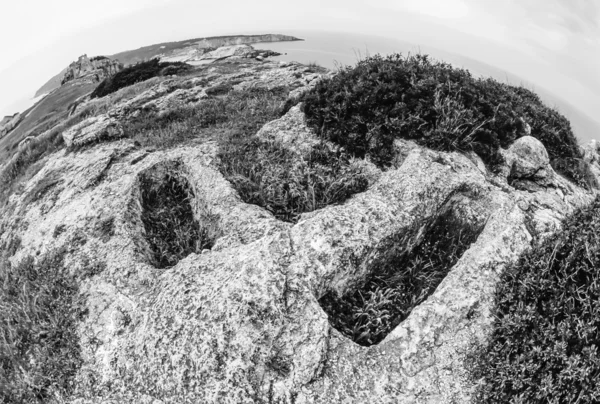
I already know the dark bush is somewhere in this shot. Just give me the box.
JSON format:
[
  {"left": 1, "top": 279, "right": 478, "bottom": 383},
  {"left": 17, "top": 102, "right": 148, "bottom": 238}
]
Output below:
[
  {"left": 302, "top": 53, "right": 584, "bottom": 185},
  {"left": 470, "top": 197, "right": 600, "bottom": 402},
  {"left": 91, "top": 59, "right": 191, "bottom": 99}
]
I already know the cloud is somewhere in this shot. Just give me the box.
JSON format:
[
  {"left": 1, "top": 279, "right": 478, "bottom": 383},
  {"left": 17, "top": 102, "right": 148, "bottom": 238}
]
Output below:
[
  {"left": 0, "top": 0, "right": 172, "bottom": 72},
  {"left": 401, "top": 0, "right": 470, "bottom": 19}
]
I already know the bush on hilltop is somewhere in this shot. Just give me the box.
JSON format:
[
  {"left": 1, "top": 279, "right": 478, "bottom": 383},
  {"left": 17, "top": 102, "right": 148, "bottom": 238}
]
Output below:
[
  {"left": 91, "top": 58, "right": 191, "bottom": 98},
  {"left": 302, "top": 53, "right": 585, "bottom": 185}
]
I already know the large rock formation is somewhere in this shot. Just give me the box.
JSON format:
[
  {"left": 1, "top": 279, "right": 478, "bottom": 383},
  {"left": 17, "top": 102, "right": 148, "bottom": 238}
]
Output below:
[
  {"left": 1, "top": 59, "right": 599, "bottom": 403},
  {"left": 61, "top": 55, "right": 123, "bottom": 86},
  {"left": 0, "top": 112, "right": 21, "bottom": 138}
]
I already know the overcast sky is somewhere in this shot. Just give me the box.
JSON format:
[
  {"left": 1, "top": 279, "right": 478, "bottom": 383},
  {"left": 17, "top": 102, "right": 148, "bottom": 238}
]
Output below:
[{"left": 0, "top": 0, "right": 598, "bottom": 135}]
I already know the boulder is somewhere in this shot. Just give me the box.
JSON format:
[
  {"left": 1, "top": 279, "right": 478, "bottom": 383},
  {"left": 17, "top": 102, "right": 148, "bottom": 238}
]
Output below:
[{"left": 503, "top": 136, "right": 556, "bottom": 190}]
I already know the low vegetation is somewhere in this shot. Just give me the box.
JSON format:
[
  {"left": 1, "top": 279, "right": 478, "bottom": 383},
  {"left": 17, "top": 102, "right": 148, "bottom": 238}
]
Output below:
[
  {"left": 123, "top": 85, "right": 369, "bottom": 222},
  {"left": 218, "top": 139, "right": 368, "bottom": 222},
  {"left": 320, "top": 204, "right": 484, "bottom": 346},
  {"left": 139, "top": 165, "right": 214, "bottom": 268},
  {"left": 0, "top": 130, "right": 64, "bottom": 207},
  {"left": 91, "top": 59, "right": 191, "bottom": 98},
  {"left": 469, "top": 198, "right": 600, "bottom": 402},
  {"left": 302, "top": 53, "right": 586, "bottom": 185},
  {"left": 122, "top": 86, "right": 290, "bottom": 149},
  {"left": 0, "top": 249, "right": 83, "bottom": 403}
]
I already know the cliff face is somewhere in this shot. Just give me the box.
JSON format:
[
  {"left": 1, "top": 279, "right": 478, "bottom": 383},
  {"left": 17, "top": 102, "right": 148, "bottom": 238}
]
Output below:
[
  {"left": 61, "top": 55, "right": 123, "bottom": 86},
  {"left": 2, "top": 57, "right": 600, "bottom": 403}
]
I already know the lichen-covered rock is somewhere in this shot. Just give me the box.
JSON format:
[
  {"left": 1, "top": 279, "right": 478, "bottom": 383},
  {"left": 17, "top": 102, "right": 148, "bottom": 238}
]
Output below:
[
  {"left": 3, "top": 60, "right": 600, "bottom": 403},
  {"left": 0, "top": 112, "right": 21, "bottom": 138},
  {"left": 62, "top": 115, "right": 124, "bottom": 147},
  {"left": 502, "top": 135, "right": 558, "bottom": 191},
  {"left": 506, "top": 135, "right": 551, "bottom": 180}
]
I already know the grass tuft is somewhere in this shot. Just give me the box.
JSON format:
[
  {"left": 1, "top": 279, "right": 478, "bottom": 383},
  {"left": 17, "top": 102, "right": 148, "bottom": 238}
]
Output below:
[
  {"left": 0, "top": 249, "right": 83, "bottom": 403},
  {"left": 218, "top": 138, "right": 369, "bottom": 222}
]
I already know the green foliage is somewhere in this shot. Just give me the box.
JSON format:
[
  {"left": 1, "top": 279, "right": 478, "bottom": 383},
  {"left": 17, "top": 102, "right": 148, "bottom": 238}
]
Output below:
[
  {"left": 139, "top": 167, "right": 214, "bottom": 268},
  {"left": 0, "top": 249, "right": 83, "bottom": 402},
  {"left": 470, "top": 198, "right": 600, "bottom": 403},
  {"left": 218, "top": 138, "right": 369, "bottom": 222},
  {"left": 91, "top": 59, "right": 191, "bottom": 99},
  {"left": 302, "top": 53, "right": 584, "bottom": 184},
  {"left": 320, "top": 207, "right": 483, "bottom": 346}
]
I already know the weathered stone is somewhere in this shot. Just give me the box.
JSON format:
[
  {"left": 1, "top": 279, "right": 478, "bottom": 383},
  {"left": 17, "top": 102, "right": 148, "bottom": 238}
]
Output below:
[
  {"left": 61, "top": 54, "right": 123, "bottom": 86},
  {"left": 0, "top": 112, "right": 21, "bottom": 138},
  {"left": 62, "top": 115, "right": 124, "bottom": 147},
  {"left": 501, "top": 135, "right": 558, "bottom": 191},
  {"left": 506, "top": 136, "right": 551, "bottom": 180},
  {"left": 2, "top": 60, "right": 600, "bottom": 403}
]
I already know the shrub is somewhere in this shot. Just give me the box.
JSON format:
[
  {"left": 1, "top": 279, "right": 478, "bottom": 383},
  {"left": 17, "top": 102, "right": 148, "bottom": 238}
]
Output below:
[
  {"left": 470, "top": 197, "right": 600, "bottom": 402},
  {"left": 320, "top": 205, "right": 484, "bottom": 346},
  {"left": 0, "top": 249, "right": 83, "bottom": 402},
  {"left": 91, "top": 59, "right": 191, "bottom": 99},
  {"left": 302, "top": 53, "right": 584, "bottom": 185}
]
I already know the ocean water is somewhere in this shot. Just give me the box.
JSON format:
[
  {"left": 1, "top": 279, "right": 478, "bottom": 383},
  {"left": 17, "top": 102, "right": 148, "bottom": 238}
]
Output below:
[{"left": 257, "top": 31, "right": 428, "bottom": 70}]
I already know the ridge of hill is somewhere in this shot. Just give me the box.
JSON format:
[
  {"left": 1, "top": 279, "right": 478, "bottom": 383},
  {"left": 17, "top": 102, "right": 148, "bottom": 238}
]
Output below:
[{"left": 34, "top": 34, "right": 302, "bottom": 97}]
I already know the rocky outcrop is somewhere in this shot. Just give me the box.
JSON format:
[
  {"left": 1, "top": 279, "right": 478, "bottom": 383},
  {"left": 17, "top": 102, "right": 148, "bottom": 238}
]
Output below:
[
  {"left": 161, "top": 44, "right": 281, "bottom": 65},
  {"left": 2, "top": 59, "right": 599, "bottom": 403},
  {"left": 64, "top": 61, "right": 325, "bottom": 149},
  {"left": 0, "top": 112, "right": 21, "bottom": 138},
  {"left": 61, "top": 54, "right": 123, "bottom": 86},
  {"left": 62, "top": 115, "right": 124, "bottom": 148}
]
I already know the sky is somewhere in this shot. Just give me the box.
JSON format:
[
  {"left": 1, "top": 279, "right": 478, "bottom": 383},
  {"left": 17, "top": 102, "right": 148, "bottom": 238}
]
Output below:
[{"left": 0, "top": 0, "right": 598, "bottom": 138}]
